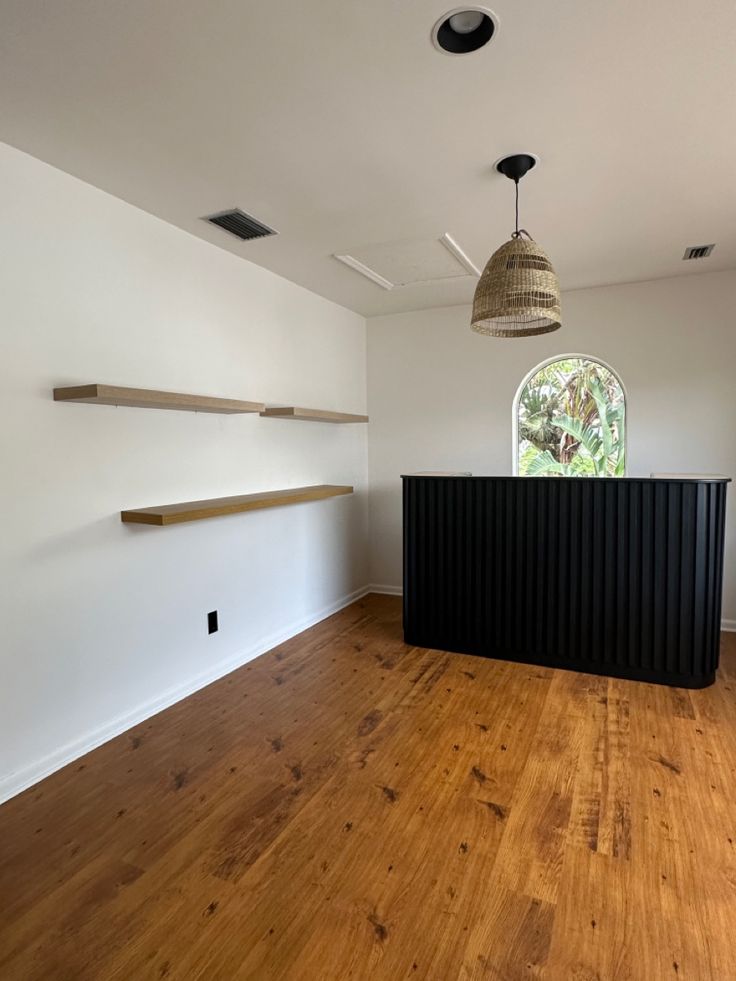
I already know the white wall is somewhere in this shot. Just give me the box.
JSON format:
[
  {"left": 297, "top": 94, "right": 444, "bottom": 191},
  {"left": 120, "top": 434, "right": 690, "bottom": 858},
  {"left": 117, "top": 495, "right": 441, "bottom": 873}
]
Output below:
[
  {"left": 367, "top": 270, "right": 736, "bottom": 622},
  {"left": 0, "top": 143, "right": 369, "bottom": 802},
  {"left": 3, "top": 139, "right": 734, "bottom": 806}
]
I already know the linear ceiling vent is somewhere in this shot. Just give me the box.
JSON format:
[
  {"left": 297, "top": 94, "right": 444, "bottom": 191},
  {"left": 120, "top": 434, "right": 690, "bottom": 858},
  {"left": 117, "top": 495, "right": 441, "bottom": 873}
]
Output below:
[
  {"left": 682, "top": 244, "right": 715, "bottom": 260},
  {"left": 203, "top": 208, "right": 276, "bottom": 242}
]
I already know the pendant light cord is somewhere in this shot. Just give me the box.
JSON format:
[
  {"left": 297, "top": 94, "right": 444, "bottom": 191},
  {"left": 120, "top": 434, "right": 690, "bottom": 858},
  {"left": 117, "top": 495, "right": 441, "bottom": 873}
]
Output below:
[{"left": 512, "top": 179, "right": 531, "bottom": 240}]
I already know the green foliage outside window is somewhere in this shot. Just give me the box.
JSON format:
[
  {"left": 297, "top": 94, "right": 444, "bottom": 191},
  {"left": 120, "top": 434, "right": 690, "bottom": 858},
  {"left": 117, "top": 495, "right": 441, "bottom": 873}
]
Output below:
[{"left": 517, "top": 358, "right": 626, "bottom": 477}]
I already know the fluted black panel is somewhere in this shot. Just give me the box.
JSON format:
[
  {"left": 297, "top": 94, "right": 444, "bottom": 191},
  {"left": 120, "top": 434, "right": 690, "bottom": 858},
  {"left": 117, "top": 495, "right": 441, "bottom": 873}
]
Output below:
[{"left": 403, "top": 476, "right": 729, "bottom": 688}]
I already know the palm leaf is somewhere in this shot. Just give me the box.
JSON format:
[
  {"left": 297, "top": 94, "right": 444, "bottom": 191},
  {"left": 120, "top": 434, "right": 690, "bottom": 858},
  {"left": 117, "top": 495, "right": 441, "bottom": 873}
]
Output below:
[
  {"left": 555, "top": 414, "right": 602, "bottom": 458},
  {"left": 525, "top": 450, "right": 571, "bottom": 477},
  {"left": 588, "top": 376, "right": 613, "bottom": 459}
]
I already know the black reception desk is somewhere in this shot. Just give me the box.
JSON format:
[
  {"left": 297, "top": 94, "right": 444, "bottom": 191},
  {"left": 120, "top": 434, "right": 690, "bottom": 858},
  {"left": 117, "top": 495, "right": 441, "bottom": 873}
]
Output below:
[{"left": 402, "top": 475, "right": 729, "bottom": 688}]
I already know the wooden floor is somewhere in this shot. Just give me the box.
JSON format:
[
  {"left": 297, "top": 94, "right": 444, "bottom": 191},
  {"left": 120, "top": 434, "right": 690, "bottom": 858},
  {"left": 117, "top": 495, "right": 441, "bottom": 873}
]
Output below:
[{"left": 1, "top": 595, "right": 736, "bottom": 980}]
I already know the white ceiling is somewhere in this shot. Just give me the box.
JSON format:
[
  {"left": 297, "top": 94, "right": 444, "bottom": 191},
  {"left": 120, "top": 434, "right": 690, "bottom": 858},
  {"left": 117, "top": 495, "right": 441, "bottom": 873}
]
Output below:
[{"left": 1, "top": 0, "right": 735, "bottom": 317}]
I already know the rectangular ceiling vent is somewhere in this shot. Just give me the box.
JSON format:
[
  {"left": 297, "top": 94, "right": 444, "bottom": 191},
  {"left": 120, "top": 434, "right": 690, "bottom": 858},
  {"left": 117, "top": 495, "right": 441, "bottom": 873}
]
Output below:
[
  {"left": 204, "top": 208, "right": 276, "bottom": 242},
  {"left": 682, "top": 244, "right": 715, "bottom": 260}
]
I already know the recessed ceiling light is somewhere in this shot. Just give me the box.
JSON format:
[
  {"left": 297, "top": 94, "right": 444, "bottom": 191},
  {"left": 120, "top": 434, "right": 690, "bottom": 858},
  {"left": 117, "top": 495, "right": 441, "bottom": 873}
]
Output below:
[{"left": 432, "top": 7, "right": 498, "bottom": 54}]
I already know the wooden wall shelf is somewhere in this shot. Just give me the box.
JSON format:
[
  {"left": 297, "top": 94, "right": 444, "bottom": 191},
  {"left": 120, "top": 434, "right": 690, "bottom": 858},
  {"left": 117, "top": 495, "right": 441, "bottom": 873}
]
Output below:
[
  {"left": 121, "top": 484, "right": 353, "bottom": 526},
  {"left": 260, "top": 406, "right": 369, "bottom": 424},
  {"left": 53, "top": 384, "right": 264, "bottom": 415}
]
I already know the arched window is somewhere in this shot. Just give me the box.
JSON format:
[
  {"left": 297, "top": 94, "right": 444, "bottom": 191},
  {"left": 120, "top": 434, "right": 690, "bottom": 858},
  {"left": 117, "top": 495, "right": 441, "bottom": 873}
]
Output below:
[{"left": 514, "top": 355, "right": 626, "bottom": 476}]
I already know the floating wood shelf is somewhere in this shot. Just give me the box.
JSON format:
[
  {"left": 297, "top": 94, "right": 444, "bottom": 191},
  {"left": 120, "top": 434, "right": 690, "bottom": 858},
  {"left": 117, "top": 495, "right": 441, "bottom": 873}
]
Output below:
[
  {"left": 53, "top": 384, "right": 264, "bottom": 414},
  {"left": 121, "top": 484, "right": 353, "bottom": 526},
  {"left": 260, "top": 406, "right": 369, "bottom": 424}
]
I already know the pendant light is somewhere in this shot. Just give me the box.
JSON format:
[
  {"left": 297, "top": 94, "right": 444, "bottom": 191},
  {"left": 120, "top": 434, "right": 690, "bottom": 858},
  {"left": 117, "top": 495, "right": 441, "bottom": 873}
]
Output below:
[{"left": 471, "top": 154, "right": 561, "bottom": 337}]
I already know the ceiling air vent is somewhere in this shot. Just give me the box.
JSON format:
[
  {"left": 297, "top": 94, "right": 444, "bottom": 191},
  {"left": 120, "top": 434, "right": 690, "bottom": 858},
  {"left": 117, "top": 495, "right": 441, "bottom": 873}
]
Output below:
[
  {"left": 683, "top": 244, "right": 715, "bottom": 260},
  {"left": 203, "top": 208, "right": 276, "bottom": 242}
]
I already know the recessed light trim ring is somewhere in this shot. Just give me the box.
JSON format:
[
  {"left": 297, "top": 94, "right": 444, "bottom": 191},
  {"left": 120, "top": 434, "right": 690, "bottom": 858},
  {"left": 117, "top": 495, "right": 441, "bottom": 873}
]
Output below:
[{"left": 432, "top": 6, "right": 499, "bottom": 54}]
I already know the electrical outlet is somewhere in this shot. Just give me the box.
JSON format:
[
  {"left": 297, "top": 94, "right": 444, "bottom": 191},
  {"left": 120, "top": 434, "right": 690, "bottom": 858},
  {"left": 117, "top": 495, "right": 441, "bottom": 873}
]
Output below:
[{"left": 208, "top": 610, "right": 218, "bottom": 634}]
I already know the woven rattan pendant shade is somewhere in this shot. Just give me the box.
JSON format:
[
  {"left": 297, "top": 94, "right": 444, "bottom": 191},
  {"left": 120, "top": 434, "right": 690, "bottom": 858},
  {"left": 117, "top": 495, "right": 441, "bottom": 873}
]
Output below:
[{"left": 471, "top": 234, "right": 561, "bottom": 337}]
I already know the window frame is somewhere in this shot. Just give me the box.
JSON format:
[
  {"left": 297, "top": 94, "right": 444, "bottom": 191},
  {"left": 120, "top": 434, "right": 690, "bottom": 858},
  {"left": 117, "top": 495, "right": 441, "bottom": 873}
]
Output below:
[{"left": 512, "top": 353, "right": 628, "bottom": 477}]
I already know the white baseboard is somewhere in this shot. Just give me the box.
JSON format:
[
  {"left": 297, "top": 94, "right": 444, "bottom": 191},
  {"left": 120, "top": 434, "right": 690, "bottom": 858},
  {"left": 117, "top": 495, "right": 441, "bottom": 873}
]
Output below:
[
  {"left": 0, "top": 585, "right": 370, "bottom": 807},
  {"left": 723, "top": 619, "right": 736, "bottom": 632}
]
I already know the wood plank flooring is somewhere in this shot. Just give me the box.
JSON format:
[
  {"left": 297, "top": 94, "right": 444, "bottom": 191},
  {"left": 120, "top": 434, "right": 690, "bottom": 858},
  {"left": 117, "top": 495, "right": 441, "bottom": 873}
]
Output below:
[{"left": 1, "top": 594, "right": 735, "bottom": 980}]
